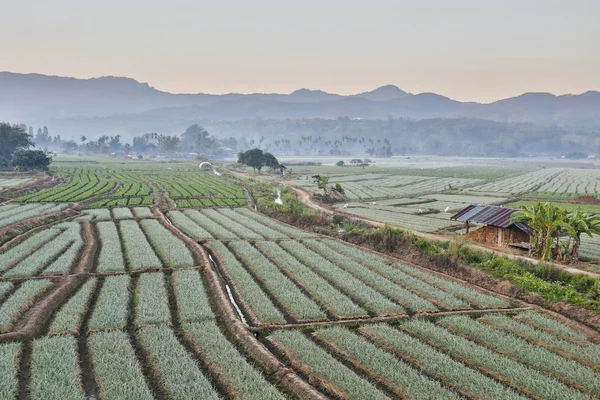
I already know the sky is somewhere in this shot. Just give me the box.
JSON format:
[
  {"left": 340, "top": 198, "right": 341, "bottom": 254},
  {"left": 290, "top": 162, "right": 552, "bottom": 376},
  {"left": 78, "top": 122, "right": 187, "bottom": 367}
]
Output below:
[{"left": 1, "top": 0, "right": 599, "bottom": 103}]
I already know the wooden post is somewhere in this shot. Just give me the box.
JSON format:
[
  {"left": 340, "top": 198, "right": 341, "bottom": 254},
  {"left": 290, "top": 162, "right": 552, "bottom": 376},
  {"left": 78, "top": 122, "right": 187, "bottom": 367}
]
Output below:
[{"left": 465, "top": 221, "right": 470, "bottom": 234}]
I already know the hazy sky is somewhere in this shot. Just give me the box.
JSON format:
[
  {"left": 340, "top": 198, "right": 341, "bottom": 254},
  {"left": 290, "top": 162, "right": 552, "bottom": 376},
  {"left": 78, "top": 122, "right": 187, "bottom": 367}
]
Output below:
[{"left": 2, "top": 0, "right": 599, "bottom": 102}]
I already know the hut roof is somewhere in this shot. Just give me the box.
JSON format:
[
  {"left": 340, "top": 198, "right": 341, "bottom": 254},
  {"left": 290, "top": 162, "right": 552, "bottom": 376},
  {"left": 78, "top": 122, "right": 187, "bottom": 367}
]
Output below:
[{"left": 451, "top": 204, "right": 533, "bottom": 235}]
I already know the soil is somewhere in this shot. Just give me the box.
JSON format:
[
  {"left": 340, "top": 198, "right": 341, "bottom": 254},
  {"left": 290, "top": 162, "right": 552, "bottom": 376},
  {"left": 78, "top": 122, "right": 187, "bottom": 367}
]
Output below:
[{"left": 571, "top": 195, "right": 600, "bottom": 205}]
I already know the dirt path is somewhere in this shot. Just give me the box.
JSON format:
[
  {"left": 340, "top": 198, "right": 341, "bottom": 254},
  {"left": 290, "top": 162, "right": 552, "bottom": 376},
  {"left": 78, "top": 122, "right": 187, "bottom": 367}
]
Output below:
[{"left": 290, "top": 186, "right": 600, "bottom": 279}]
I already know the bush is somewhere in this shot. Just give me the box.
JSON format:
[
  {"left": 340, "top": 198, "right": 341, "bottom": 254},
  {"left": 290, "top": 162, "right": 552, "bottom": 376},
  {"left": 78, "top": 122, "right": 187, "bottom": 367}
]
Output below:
[{"left": 10, "top": 150, "right": 52, "bottom": 170}]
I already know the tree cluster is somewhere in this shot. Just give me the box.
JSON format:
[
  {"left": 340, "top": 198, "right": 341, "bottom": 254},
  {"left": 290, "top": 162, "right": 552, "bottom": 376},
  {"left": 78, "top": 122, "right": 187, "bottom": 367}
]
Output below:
[{"left": 512, "top": 202, "right": 600, "bottom": 263}]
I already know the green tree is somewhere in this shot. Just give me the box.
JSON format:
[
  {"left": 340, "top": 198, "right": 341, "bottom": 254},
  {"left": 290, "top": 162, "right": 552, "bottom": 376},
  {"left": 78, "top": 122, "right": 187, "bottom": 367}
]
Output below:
[
  {"left": 512, "top": 202, "right": 566, "bottom": 260},
  {"left": 563, "top": 211, "right": 600, "bottom": 262},
  {"left": 238, "top": 148, "right": 268, "bottom": 172},
  {"left": 181, "top": 124, "right": 215, "bottom": 153},
  {"left": 80, "top": 135, "right": 87, "bottom": 146},
  {"left": 512, "top": 203, "right": 600, "bottom": 263},
  {"left": 0, "top": 123, "right": 35, "bottom": 160},
  {"left": 312, "top": 174, "right": 329, "bottom": 195},
  {"left": 262, "top": 152, "right": 279, "bottom": 169},
  {"left": 9, "top": 150, "right": 52, "bottom": 170}
]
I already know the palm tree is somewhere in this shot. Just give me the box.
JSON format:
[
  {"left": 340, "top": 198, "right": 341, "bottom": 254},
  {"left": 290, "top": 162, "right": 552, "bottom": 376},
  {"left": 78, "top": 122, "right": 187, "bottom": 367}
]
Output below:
[
  {"left": 512, "top": 202, "right": 566, "bottom": 260},
  {"left": 564, "top": 211, "right": 600, "bottom": 262},
  {"left": 513, "top": 203, "right": 600, "bottom": 262}
]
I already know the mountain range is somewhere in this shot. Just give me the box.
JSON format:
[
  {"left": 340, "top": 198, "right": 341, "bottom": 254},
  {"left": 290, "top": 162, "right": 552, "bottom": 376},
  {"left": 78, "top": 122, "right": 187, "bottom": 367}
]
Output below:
[{"left": 1, "top": 71, "right": 599, "bottom": 138}]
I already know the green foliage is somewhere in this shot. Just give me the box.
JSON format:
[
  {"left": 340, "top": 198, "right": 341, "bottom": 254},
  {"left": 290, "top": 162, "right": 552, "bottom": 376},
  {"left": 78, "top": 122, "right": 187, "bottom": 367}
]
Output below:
[
  {"left": 10, "top": 149, "right": 52, "bottom": 170},
  {"left": 512, "top": 202, "right": 600, "bottom": 262},
  {"left": 340, "top": 223, "right": 599, "bottom": 310},
  {"left": 184, "top": 321, "right": 286, "bottom": 400},
  {"left": 137, "top": 326, "right": 220, "bottom": 399},
  {"left": 0, "top": 123, "right": 34, "bottom": 160},
  {"left": 237, "top": 148, "right": 279, "bottom": 172},
  {"left": 271, "top": 329, "right": 389, "bottom": 400},
  {"left": 30, "top": 336, "right": 85, "bottom": 400},
  {"left": 89, "top": 331, "right": 153, "bottom": 400},
  {"left": 316, "top": 326, "right": 461, "bottom": 399}
]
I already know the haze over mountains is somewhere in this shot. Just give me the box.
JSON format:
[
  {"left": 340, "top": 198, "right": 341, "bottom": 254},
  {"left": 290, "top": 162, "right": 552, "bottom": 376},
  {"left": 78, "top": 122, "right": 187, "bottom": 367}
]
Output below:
[{"left": 1, "top": 71, "right": 600, "bottom": 139}]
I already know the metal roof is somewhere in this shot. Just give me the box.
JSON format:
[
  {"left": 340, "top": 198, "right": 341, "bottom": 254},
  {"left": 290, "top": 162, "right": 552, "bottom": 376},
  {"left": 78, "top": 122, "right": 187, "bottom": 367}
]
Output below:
[{"left": 451, "top": 204, "right": 533, "bottom": 234}]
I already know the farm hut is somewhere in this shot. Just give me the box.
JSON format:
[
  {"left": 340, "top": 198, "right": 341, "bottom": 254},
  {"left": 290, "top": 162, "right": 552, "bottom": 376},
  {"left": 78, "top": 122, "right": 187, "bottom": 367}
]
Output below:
[{"left": 451, "top": 204, "right": 532, "bottom": 248}]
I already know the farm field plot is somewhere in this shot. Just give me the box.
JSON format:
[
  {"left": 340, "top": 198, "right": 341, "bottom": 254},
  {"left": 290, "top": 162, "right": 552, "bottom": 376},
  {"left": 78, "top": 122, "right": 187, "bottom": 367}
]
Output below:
[
  {"left": 75, "top": 206, "right": 155, "bottom": 220},
  {"left": 1, "top": 222, "right": 83, "bottom": 277},
  {"left": 207, "top": 237, "right": 513, "bottom": 325},
  {"left": 470, "top": 167, "right": 600, "bottom": 197},
  {"left": 0, "top": 177, "right": 31, "bottom": 190},
  {"left": 334, "top": 204, "right": 463, "bottom": 232},
  {"left": 0, "top": 202, "right": 69, "bottom": 229},
  {"left": 169, "top": 207, "right": 318, "bottom": 240},
  {"left": 0, "top": 198, "right": 598, "bottom": 398},
  {"left": 580, "top": 234, "right": 600, "bottom": 268},
  {"left": 287, "top": 173, "right": 483, "bottom": 201},
  {"left": 15, "top": 165, "right": 247, "bottom": 207},
  {"left": 1, "top": 268, "right": 292, "bottom": 399},
  {"left": 507, "top": 200, "right": 600, "bottom": 214},
  {"left": 266, "top": 309, "right": 599, "bottom": 400}
]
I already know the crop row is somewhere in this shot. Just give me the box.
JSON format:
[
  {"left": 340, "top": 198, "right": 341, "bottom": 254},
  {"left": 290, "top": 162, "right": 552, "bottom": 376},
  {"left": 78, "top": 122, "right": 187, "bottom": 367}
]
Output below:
[
  {"left": 335, "top": 205, "right": 463, "bottom": 232},
  {"left": 268, "top": 312, "right": 596, "bottom": 400},
  {"left": 18, "top": 168, "right": 116, "bottom": 203},
  {"left": 168, "top": 208, "right": 317, "bottom": 241},
  {"left": 95, "top": 218, "right": 193, "bottom": 272},
  {"left": 0, "top": 203, "right": 69, "bottom": 229},
  {"left": 0, "top": 279, "right": 53, "bottom": 332},
  {"left": 319, "top": 239, "right": 509, "bottom": 308},
  {"left": 8, "top": 263, "right": 289, "bottom": 400},
  {"left": 1, "top": 222, "right": 83, "bottom": 278},
  {"left": 3, "top": 321, "right": 288, "bottom": 400},
  {"left": 0, "top": 177, "right": 31, "bottom": 190},
  {"left": 88, "top": 196, "right": 154, "bottom": 207},
  {"left": 2, "top": 222, "right": 83, "bottom": 277},
  {"left": 76, "top": 206, "right": 154, "bottom": 221},
  {"left": 209, "top": 237, "right": 512, "bottom": 325},
  {"left": 15, "top": 166, "right": 247, "bottom": 208}
]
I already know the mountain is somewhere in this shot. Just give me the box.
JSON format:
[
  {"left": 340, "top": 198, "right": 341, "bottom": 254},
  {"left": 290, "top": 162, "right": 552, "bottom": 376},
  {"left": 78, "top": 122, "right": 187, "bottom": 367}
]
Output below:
[
  {"left": 1, "top": 72, "right": 599, "bottom": 138},
  {"left": 354, "top": 84, "right": 411, "bottom": 101}
]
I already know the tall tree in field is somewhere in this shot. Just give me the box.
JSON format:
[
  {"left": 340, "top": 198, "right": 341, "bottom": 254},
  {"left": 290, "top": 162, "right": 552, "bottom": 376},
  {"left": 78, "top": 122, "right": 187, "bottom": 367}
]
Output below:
[
  {"left": 0, "top": 123, "right": 35, "bottom": 160},
  {"left": 237, "top": 148, "right": 277, "bottom": 173},
  {"left": 80, "top": 135, "right": 87, "bottom": 146}
]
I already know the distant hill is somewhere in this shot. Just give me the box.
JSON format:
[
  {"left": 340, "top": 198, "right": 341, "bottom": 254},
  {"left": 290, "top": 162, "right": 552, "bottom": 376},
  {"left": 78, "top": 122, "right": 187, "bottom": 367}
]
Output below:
[
  {"left": 354, "top": 84, "right": 411, "bottom": 101},
  {"left": 1, "top": 71, "right": 600, "bottom": 137}
]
